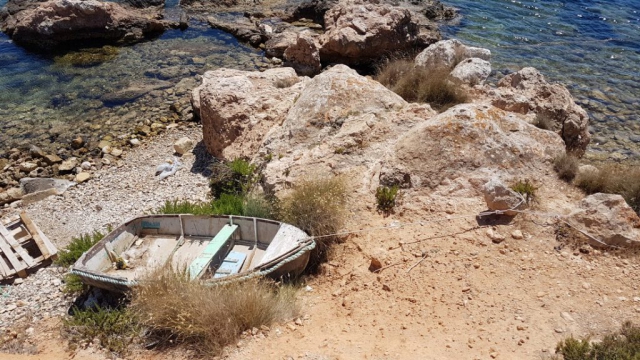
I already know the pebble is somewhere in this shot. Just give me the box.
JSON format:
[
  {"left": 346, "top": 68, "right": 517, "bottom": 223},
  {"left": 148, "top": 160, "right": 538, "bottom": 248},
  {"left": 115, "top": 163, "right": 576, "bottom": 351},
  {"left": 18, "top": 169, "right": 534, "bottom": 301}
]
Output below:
[{"left": 511, "top": 230, "right": 523, "bottom": 239}]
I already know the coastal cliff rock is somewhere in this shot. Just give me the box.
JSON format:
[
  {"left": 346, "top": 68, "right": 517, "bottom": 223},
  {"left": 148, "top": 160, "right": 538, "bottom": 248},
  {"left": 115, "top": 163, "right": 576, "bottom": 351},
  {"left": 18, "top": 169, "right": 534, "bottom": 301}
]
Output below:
[
  {"left": 488, "top": 67, "right": 591, "bottom": 155},
  {"left": 193, "top": 67, "right": 302, "bottom": 158},
  {"left": 196, "top": 65, "right": 567, "bottom": 198},
  {"left": 319, "top": 4, "right": 438, "bottom": 65},
  {"left": 566, "top": 193, "right": 640, "bottom": 248},
  {"left": 283, "top": 34, "right": 321, "bottom": 76},
  {"left": 379, "top": 104, "right": 564, "bottom": 192},
  {"left": 0, "top": 0, "right": 172, "bottom": 51}
]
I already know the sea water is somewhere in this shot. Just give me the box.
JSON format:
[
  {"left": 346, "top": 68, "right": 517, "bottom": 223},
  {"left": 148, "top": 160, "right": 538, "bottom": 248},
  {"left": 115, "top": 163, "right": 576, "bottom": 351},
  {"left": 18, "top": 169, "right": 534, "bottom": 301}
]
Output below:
[{"left": 442, "top": 0, "right": 640, "bottom": 159}]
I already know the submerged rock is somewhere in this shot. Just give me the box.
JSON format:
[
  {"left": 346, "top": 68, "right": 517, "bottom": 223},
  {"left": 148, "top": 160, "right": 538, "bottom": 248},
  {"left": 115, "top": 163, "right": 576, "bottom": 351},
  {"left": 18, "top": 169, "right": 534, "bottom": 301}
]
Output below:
[{"left": 1, "top": 0, "right": 172, "bottom": 51}]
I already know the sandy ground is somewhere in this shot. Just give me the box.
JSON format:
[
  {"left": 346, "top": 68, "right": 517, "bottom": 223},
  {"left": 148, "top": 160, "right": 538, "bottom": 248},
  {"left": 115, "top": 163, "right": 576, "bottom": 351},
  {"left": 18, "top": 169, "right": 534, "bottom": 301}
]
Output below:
[{"left": 1, "top": 126, "right": 639, "bottom": 360}]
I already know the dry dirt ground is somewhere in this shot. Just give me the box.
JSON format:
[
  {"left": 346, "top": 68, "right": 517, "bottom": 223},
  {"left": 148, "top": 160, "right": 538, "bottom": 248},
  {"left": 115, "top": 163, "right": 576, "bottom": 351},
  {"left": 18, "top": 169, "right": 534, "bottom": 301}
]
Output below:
[{"left": 1, "top": 131, "right": 639, "bottom": 360}]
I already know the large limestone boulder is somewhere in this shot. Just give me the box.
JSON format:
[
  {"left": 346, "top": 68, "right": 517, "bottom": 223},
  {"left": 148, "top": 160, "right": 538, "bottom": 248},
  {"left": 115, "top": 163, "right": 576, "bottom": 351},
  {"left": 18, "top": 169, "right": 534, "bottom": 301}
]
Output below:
[
  {"left": 1, "top": 0, "right": 171, "bottom": 51},
  {"left": 194, "top": 67, "right": 303, "bottom": 158},
  {"left": 415, "top": 39, "right": 491, "bottom": 69},
  {"left": 566, "top": 193, "right": 640, "bottom": 248},
  {"left": 283, "top": 34, "right": 321, "bottom": 76},
  {"left": 449, "top": 57, "right": 491, "bottom": 86},
  {"left": 380, "top": 103, "right": 565, "bottom": 191},
  {"left": 488, "top": 67, "right": 590, "bottom": 155},
  {"left": 319, "top": 4, "right": 435, "bottom": 65}
]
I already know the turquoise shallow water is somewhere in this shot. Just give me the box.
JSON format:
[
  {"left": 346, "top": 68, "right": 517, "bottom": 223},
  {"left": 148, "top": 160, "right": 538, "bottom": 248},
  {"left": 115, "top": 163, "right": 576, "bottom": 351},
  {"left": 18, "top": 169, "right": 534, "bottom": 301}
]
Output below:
[
  {"left": 0, "top": 0, "right": 267, "bottom": 155},
  {"left": 442, "top": 0, "right": 640, "bottom": 159}
]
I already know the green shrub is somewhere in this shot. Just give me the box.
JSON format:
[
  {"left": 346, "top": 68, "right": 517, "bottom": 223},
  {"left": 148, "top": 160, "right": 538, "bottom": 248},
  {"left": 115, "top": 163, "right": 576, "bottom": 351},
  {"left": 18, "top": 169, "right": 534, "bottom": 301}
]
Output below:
[
  {"left": 155, "top": 200, "right": 217, "bottom": 216},
  {"left": 375, "top": 59, "right": 468, "bottom": 111},
  {"left": 280, "top": 177, "right": 347, "bottom": 266},
  {"left": 511, "top": 179, "right": 537, "bottom": 204},
  {"left": 575, "top": 163, "right": 640, "bottom": 214},
  {"left": 243, "top": 194, "right": 276, "bottom": 219},
  {"left": 209, "top": 159, "right": 256, "bottom": 198},
  {"left": 554, "top": 153, "right": 579, "bottom": 182},
  {"left": 63, "top": 305, "right": 139, "bottom": 356},
  {"left": 210, "top": 194, "right": 245, "bottom": 216},
  {"left": 62, "top": 274, "right": 86, "bottom": 294},
  {"left": 555, "top": 321, "right": 640, "bottom": 360},
  {"left": 376, "top": 185, "right": 399, "bottom": 213},
  {"left": 56, "top": 230, "right": 108, "bottom": 267}
]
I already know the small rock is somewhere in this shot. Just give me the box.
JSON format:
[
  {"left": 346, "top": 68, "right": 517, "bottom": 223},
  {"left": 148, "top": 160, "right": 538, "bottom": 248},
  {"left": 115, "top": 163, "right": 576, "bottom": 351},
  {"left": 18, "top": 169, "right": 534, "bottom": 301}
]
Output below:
[
  {"left": 582, "top": 282, "right": 591, "bottom": 290},
  {"left": 173, "top": 137, "right": 194, "bottom": 155},
  {"left": 111, "top": 148, "right": 123, "bottom": 157},
  {"left": 75, "top": 172, "right": 91, "bottom": 183},
  {"left": 81, "top": 161, "right": 92, "bottom": 170},
  {"left": 129, "top": 138, "right": 141, "bottom": 146},
  {"left": 382, "top": 284, "right": 391, "bottom": 292},
  {"left": 19, "top": 162, "right": 38, "bottom": 173},
  {"left": 487, "top": 228, "right": 506, "bottom": 243},
  {"left": 294, "top": 318, "right": 303, "bottom": 326},
  {"left": 555, "top": 328, "right": 564, "bottom": 333},
  {"left": 511, "top": 230, "right": 524, "bottom": 239},
  {"left": 43, "top": 154, "right": 63, "bottom": 165},
  {"left": 59, "top": 158, "right": 78, "bottom": 172},
  {"left": 369, "top": 257, "right": 383, "bottom": 272},
  {"left": 71, "top": 137, "right": 84, "bottom": 149},
  {"left": 13, "top": 278, "right": 24, "bottom": 285}
]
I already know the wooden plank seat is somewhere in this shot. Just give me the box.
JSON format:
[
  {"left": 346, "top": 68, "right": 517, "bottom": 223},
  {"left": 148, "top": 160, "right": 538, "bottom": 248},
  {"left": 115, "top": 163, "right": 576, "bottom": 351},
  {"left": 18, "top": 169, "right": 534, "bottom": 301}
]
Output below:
[
  {"left": 189, "top": 224, "right": 238, "bottom": 280},
  {"left": 213, "top": 251, "right": 247, "bottom": 279}
]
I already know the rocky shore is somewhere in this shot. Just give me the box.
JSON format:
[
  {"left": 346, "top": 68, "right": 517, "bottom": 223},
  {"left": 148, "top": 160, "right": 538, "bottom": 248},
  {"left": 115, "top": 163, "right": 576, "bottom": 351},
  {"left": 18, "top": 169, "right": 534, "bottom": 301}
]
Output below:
[{"left": 1, "top": 0, "right": 640, "bottom": 358}]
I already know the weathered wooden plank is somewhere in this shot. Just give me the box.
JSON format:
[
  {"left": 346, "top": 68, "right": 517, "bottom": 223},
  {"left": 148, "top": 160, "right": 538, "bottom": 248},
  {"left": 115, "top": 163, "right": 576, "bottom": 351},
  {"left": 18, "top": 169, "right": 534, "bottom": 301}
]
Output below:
[
  {"left": 0, "top": 253, "right": 11, "bottom": 278},
  {"left": 0, "top": 234, "right": 27, "bottom": 277},
  {"left": 19, "top": 212, "right": 51, "bottom": 260},
  {"left": 0, "top": 224, "right": 36, "bottom": 267}
]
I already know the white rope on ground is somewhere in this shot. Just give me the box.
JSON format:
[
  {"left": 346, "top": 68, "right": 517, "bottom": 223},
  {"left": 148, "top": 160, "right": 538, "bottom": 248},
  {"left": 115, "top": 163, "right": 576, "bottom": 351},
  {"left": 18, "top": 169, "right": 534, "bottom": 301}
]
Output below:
[{"left": 306, "top": 192, "right": 625, "bottom": 250}]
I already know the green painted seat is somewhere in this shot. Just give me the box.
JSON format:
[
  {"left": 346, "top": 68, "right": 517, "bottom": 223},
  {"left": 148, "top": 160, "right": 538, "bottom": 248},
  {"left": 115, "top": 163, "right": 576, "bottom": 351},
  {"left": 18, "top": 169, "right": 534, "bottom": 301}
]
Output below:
[{"left": 189, "top": 224, "right": 238, "bottom": 279}]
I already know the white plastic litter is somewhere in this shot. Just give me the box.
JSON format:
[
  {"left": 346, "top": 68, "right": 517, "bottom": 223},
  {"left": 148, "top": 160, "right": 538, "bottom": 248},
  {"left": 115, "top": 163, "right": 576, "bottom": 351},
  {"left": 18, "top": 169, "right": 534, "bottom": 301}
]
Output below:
[{"left": 155, "top": 157, "right": 182, "bottom": 180}]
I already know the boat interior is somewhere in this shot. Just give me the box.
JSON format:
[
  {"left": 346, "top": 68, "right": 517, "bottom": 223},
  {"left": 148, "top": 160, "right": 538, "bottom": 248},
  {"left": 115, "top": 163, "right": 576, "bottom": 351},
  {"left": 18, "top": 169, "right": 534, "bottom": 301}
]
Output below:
[{"left": 78, "top": 215, "right": 308, "bottom": 281}]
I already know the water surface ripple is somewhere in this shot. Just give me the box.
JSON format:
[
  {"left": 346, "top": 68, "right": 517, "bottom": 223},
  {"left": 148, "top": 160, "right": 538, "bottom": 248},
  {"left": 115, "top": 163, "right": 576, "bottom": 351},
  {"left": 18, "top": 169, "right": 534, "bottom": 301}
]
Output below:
[{"left": 442, "top": 0, "right": 640, "bottom": 159}]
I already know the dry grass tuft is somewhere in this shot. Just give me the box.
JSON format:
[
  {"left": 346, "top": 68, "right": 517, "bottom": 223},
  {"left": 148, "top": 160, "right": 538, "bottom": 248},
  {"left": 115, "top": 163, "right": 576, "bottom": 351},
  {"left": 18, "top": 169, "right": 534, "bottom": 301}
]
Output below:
[
  {"left": 553, "top": 153, "right": 579, "bottom": 182},
  {"left": 375, "top": 59, "right": 468, "bottom": 111},
  {"left": 131, "top": 269, "right": 298, "bottom": 356},
  {"left": 279, "top": 176, "right": 348, "bottom": 267},
  {"left": 576, "top": 163, "right": 640, "bottom": 214}
]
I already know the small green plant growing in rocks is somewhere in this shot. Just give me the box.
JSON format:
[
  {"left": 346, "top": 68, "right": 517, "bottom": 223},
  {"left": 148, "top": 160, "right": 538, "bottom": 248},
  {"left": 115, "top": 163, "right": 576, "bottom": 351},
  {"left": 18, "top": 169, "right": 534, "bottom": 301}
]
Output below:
[
  {"left": 553, "top": 153, "right": 579, "bottom": 182},
  {"left": 511, "top": 179, "right": 537, "bottom": 204},
  {"left": 375, "top": 185, "right": 399, "bottom": 214},
  {"left": 55, "top": 229, "right": 109, "bottom": 267},
  {"left": 209, "top": 159, "right": 256, "bottom": 198},
  {"left": 156, "top": 200, "right": 218, "bottom": 216},
  {"left": 554, "top": 321, "right": 640, "bottom": 360},
  {"left": 62, "top": 273, "right": 86, "bottom": 294},
  {"left": 64, "top": 305, "right": 139, "bottom": 356}
]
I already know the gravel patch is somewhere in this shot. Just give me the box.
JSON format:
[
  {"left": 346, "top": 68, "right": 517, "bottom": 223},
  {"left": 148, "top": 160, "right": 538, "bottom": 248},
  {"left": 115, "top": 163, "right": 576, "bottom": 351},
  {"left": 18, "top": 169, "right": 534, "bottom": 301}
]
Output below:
[{"left": 12, "top": 123, "right": 212, "bottom": 248}]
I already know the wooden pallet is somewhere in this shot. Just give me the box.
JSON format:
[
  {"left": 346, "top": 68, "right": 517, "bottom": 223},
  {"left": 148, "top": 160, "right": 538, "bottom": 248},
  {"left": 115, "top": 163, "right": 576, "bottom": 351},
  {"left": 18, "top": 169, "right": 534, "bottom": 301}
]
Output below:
[{"left": 0, "top": 212, "right": 57, "bottom": 281}]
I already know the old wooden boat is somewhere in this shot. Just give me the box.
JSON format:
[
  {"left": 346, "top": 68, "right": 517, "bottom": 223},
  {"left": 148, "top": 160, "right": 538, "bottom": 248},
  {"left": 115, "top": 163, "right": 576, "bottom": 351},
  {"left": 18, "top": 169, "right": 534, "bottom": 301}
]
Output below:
[{"left": 71, "top": 214, "right": 315, "bottom": 292}]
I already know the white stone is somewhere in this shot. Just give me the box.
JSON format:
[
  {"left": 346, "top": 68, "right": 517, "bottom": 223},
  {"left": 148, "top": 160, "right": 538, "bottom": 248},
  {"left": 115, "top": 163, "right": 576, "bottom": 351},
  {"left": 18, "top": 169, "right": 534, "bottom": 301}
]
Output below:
[
  {"left": 173, "top": 137, "right": 194, "bottom": 155},
  {"left": 449, "top": 57, "right": 491, "bottom": 86}
]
